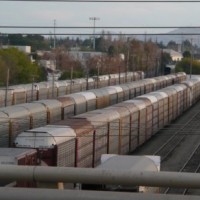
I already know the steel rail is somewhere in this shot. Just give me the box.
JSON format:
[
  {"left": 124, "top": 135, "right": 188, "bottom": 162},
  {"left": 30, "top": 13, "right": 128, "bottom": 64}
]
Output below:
[
  {"left": 153, "top": 111, "right": 200, "bottom": 160},
  {"left": 165, "top": 144, "right": 200, "bottom": 194}
]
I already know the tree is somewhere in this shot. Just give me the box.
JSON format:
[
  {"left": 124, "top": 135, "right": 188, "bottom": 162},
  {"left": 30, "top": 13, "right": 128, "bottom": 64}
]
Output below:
[
  {"left": 183, "top": 51, "right": 191, "bottom": 58},
  {"left": 42, "top": 48, "right": 83, "bottom": 80},
  {"left": 108, "top": 45, "right": 117, "bottom": 57},
  {"left": 8, "top": 34, "right": 49, "bottom": 51},
  {"left": 167, "top": 40, "right": 177, "bottom": 51},
  {"left": 160, "top": 52, "right": 172, "bottom": 75},
  {"left": 0, "top": 48, "right": 45, "bottom": 85},
  {"left": 175, "top": 58, "right": 200, "bottom": 74}
]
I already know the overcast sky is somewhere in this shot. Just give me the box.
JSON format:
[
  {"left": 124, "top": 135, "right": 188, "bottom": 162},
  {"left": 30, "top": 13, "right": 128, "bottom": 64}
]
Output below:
[{"left": 0, "top": 1, "right": 200, "bottom": 36}]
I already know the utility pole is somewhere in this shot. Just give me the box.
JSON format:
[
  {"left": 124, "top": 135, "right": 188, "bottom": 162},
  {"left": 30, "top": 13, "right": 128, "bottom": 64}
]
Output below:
[
  {"left": 31, "top": 75, "right": 35, "bottom": 101},
  {"left": 5, "top": 68, "right": 9, "bottom": 107},
  {"left": 53, "top": 19, "right": 56, "bottom": 49},
  {"left": 86, "top": 68, "right": 89, "bottom": 90},
  {"left": 126, "top": 38, "right": 130, "bottom": 82},
  {"left": 53, "top": 19, "right": 57, "bottom": 98},
  {"left": 89, "top": 17, "right": 100, "bottom": 50},
  {"left": 70, "top": 66, "right": 73, "bottom": 93},
  {"left": 190, "top": 38, "right": 193, "bottom": 79}
]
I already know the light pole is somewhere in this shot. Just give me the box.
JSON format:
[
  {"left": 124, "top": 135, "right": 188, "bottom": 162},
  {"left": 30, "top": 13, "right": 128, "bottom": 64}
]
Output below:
[
  {"left": 5, "top": 68, "right": 9, "bottom": 107},
  {"left": 89, "top": 17, "right": 100, "bottom": 50},
  {"left": 53, "top": 19, "right": 56, "bottom": 49},
  {"left": 126, "top": 38, "right": 130, "bottom": 82},
  {"left": 52, "top": 19, "right": 57, "bottom": 98},
  {"left": 190, "top": 38, "right": 193, "bottom": 79}
]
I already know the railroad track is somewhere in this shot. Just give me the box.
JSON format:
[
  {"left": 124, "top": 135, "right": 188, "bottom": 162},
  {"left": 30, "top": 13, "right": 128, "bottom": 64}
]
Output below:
[
  {"left": 164, "top": 144, "right": 200, "bottom": 195},
  {"left": 153, "top": 109, "right": 200, "bottom": 162},
  {"left": 151, "top": 107, "right": 200, "bottom": 195},
  {"left": 132, "top": 101, "right": 200, "bottom": 195}
]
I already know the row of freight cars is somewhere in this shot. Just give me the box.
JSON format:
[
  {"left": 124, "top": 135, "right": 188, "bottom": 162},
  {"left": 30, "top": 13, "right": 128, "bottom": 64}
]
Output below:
[
  {"left": 15, "top": 77, "right": 200, "bottom": 169},
  {"left": 0, "top": 72, "right": 186, "bottom": 147},
  {"left": 0, "top": 71, "right": 144, "bottom": 107}
]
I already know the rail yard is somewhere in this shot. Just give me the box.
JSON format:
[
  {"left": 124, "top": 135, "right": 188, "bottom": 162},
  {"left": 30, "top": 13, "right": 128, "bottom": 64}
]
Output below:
[
  {"left": 1, "top": 72, "right": 200, "bottom": 198},
  {"left": 133, "top": 92, "right": 200, "bottom": 195}
]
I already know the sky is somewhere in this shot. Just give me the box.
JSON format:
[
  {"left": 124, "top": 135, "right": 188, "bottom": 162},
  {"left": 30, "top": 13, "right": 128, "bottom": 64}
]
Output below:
[{"left": 0, "top": 1, "right": 200, "bottom": 37}]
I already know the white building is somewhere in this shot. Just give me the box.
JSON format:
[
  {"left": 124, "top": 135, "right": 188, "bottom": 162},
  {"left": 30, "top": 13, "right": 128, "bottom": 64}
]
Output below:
[
  {"left": 1, "top": 45, "right": 31, "bottom": 54},
  {"left": 163, "top": 49, "right": 183, "bottom": 61},
  {"left": 39, "top": 60, "right": 56, "bottom": 71},
  {"left": 69, "top": 50, "right": 104, "bottom": 65}
]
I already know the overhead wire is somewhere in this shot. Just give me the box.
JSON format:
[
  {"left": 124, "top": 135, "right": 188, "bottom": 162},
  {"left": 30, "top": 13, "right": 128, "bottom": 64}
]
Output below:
[
  {"left": 0, "top": 26, "right": 200, "bottom": 36},
  {"left": 1, "top": 0, "right": 200, "bottom": 2}
]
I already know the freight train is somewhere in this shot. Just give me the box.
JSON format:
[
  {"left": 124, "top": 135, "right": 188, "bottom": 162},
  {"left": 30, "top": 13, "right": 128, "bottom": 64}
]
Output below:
[
  {"left": 0, "top": 73, "right": 186, "bottom": 148},
  {"left": 14, "top": 75, "right": 200, "bottom": 169},
  {"left": 0, "top": 71, "right": 144, "bottom": 107}
]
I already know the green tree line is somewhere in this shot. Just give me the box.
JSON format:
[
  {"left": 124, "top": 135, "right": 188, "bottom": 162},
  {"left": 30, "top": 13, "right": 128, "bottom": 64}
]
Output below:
[{"left": 0, "top": 48, "right": 46, "bottom": 86}]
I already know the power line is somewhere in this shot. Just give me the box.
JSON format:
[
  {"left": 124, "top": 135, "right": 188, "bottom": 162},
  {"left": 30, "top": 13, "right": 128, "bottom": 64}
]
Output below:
[
  {"left": 1, "top": 26, "right": 200, "bottom": 29},
  {"left": 2, "top": 33, "right": 200, "bottom": 36},
  {"left": 1, "top": 26, "right": 200, "bottom": 36},
  {"left": 1, "top": 0, "right": 200, "bottom": 2}
]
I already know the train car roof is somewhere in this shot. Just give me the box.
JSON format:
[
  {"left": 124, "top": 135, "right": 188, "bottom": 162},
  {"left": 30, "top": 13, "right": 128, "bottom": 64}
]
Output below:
[
  {"left": 15, "top": 125, "right": 76, "bottom": 148},
  {"left": 136, "top": 94, "right": 158, "bottom": 104},
  {"left": 125, "top": 99, "right": 146, "bottom": 110},
  {"left": 33, "top": 99, "right": 62, "bottom": 109},
  {"left": 0, "top": 106, "right": 30, "bottom": 118},
  {"left": 0, "top": 111, "right": 9, "bottom": 122},
  {"left": 107, "top": 86, "right": 123, "bottom": 93},
  {"left": 0, "top": 148, "right": 37, "bottom": 157},
  {"left": 149, "top": 91, "right": 168, "bottom": 99},
  {"left": 104, "top": 87, "right": 118, "bottom": 95},
  {"left": 63, "top": 93, "right": 87, "bottom": 104},
  {"left": 16, "top": 103, "right": 47, "bottom": 113},
  {"left": 54, "top": 118, "right": 94, "bottom": 136},
  {"left": 97, "top": 155, "right": 159, "bottom": 172},
  {"left": 115, "top": 101, "right": 139, "bottom": 113},
  {"left": 74, "top": 112, "right": 108, "bottom": 127},
  {"left": 76, "top": 91, "right": 96, "bottom": 100}
]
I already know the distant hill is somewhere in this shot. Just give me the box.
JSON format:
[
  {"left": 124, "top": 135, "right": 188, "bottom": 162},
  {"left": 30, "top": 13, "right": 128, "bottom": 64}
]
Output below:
[{"left": 134, "top": 28, "right": 200, "bottom": 45}]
